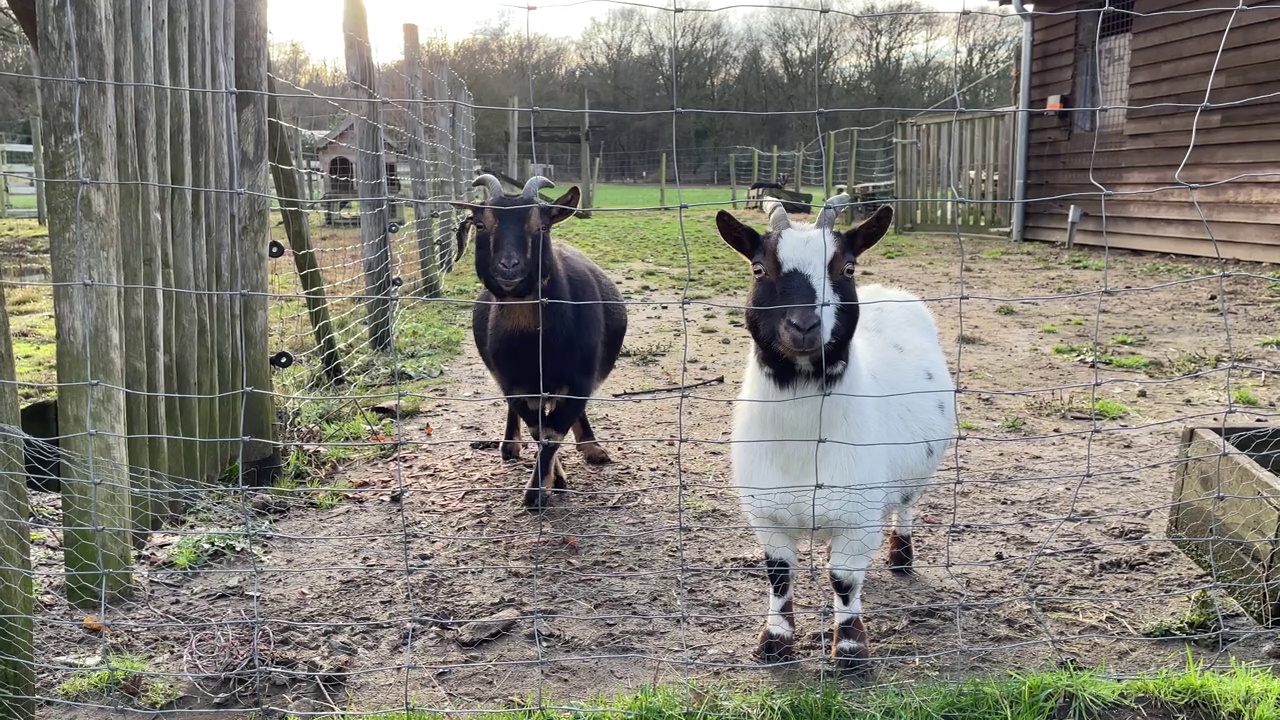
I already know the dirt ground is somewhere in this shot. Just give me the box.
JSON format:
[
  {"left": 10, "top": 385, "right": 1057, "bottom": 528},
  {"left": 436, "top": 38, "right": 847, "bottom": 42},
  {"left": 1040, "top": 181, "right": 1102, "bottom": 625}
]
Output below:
[{"left": 26, "top": 229, "right": 1280, "bottom": 717}]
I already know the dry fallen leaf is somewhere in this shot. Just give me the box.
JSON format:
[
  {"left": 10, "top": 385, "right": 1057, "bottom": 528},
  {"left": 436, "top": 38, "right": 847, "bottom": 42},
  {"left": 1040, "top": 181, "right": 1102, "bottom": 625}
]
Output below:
[
  {"left": 423, "top": 424, "right": 434, "bottom": 436},
  {"left": 81, "top": 616, "right": 106, "bottom": 633}
]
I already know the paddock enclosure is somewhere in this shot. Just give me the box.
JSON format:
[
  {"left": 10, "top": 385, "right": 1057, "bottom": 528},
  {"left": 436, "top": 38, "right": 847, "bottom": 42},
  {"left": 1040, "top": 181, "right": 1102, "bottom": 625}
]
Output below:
[{"left": 2, "top": 1, "right": 1280, "bottom": 718}]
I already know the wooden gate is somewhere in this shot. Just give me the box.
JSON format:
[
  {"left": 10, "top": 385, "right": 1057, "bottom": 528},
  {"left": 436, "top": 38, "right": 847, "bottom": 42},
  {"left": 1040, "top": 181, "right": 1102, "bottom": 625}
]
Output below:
[{"left": 894, "top": 109, "right": 1015, "bottom": 236}]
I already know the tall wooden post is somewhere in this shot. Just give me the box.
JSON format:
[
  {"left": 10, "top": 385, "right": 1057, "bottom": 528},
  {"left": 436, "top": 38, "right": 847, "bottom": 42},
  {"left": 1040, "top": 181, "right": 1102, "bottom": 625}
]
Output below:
[
  {"left": 40, "top": 0, "right": 135, "bottom": 606},
  {"left": 294, "top": 116, "right": 307, "bottom": 201},
  {"left": 824, "top": 130, "right": 836, "bottom": 200},
  {"left": 592, "top": 154, "right": 601, "bottom": 200},
  {"left": 771, "top": 145, "right": 778, "bottom": 182},
  {"left": 236, "top": 0, "right": 282, "bottom": 481},
  {"left": 449, "top": 81, "right": 468, "bottom": 273},
  {"left": 580, "top": 90, "right": 591, "bottom": 209},
  {"left": 0, "top": 289, "right": 34, "bottom": 719},
  {"left": 751, "top": 147, "right": 759, "bottom": 184},
  {"left": 344, "top": 0, "right": 394, "bottom": 353},
  {"left": 788, "top": 142, "right": 798, "bottom": 192},
  {"left": 847, "top": 129, "right": 858, "bottom": 189},
  {"left": 659, "top": 152, "right": 667, "bottom": 207},
  {"left": 130, "top": 0, "right": 171, "bottom": 519},
  {"left": 167, "top": 0, "right": 202, "bottom": 488},
  {"left": 729, "top": 154, "right": 737, "bottom": 208},
  {"left": 0, "top": 144, "right": 7, "bottom": 218},
  {"left": 155, "top": 0, "right": 183, "bottom": 494},
  {"left": 404, "top": 25, "right": 441, "bottom": 297},
  {"left": 268, "top": 76, "right": 345, "bottom": 385},
  {"left": 30, "top": 117, "right": 45, "bottom": 226},
  {"left": 508, "top": 95, "right": 518, "bottom": 182},
  {"left": 430, "top": 61, "right": 454, "bottom": 275}
]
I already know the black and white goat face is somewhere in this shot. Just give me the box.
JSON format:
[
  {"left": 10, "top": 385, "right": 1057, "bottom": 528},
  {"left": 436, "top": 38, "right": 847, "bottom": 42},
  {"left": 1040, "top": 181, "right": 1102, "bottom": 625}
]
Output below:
[
  {"left": 715, "top": 198, "right": 893, "bottom": 372},
  {"left": 450, "top": 175, "right": 580, "bottom": 299}
]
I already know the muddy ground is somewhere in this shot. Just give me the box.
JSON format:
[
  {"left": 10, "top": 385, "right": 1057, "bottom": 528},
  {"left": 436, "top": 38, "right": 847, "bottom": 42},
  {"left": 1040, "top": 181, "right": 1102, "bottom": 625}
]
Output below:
[{"left": 26, "top": 230, "right": 1280, "bottom": 717}]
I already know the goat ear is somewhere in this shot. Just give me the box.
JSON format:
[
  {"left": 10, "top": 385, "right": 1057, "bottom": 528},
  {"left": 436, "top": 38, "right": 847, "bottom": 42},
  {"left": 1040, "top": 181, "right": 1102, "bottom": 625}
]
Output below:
[
  {"left": 839, "top": 204, "right": 893, "bottom": 258},
  {"left": 715, "top": 210, "right": 762, "bottom": 261},
  {"left": 547, "top": 186, "right": 581, "bottom": 225}
]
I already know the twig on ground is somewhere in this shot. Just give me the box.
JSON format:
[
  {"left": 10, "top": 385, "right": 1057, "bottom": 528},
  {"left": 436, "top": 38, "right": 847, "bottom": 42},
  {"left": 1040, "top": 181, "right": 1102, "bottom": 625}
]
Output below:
[{"left": 612, "top": 376, "right": 725, "bottom": 397}]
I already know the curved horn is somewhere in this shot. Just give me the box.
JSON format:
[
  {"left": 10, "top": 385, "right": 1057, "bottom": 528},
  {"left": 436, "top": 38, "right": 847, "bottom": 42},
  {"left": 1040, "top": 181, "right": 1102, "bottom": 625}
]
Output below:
[
  {"left": 762, "top": 199, "right": 791, "bottom": 233},
  {"left": 471, "top": 174, "right": 505, "bottom": 201},
  {"left": 521, "top": 175, "right": 555, "bottom": 200},
  {"left": 816, "top": 192, "right": 851, "bottom": 231}
]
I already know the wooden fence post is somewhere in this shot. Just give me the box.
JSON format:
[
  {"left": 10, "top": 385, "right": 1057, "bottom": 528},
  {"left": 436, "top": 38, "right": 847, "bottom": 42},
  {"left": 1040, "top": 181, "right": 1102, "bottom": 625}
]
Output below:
[
  {"left": 154, "top": 0, "right": 183, "bottom": 498},
  {"left": 751, "top": 147, "right": 759, "bottom": 184},
  {"left": 268, "top": 76, "right": 345, "bottom": 385},
  {"left": 236, "top": 0, "right": 282, "bottom": 482},
  {"left": 794, "top": 144, "right": 803, "bottom": 193},
  {"left": 30, "top": 115, "right": 45, "bottom": 226},
  {"left": 508, "top": 95, "right": 519, "bottom": 182},
  {"left": 211, "top": 1, "right": 238, "bottom": 472},
  {"left": 168, "top": 0, "right": 201, "bottom": 488},
  {"left": 343, "top": 0, "right": 394, "bottom": 353},
  {"left": 404, "top": 25, "right": 442, "bottom": 298},
  {"left": 449, "top": 81, "right": 468, "bottom": 273},
  {"left": 580, "top": 89, "right": 592, "bottom": 210},
  {"left": 39, "top": 0, "right": 135, "bottom": 606},
  {"left": 130, "top": 0, "right": 172, "bottom": 522},
  {"left": 0, "top": 288, "right": 34, "bottom": 719},
  {"left": 729, "top": 154, "right": 737, "bottom": 208},
  {"left": 113, "top": 0, "right": 155, "bottom": 541},
  {"left": 659, "top": 152, "right": 667, "bottom": 207},
  {"left": 771, "top": 145, "right": 778, "bottom": 182},
  {"left": 825, "top": 130, "right": 835, "bottom": 200},
  {"left": 592, "top": 154, "right": 601, "bottom": 201},
  {"left": 0, "top": 143, "right": 7, "bottom": 218}
]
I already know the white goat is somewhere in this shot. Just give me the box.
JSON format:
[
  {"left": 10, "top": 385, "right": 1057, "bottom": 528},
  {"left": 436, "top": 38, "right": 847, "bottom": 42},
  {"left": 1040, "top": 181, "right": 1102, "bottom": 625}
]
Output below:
[{"left": 714, "top": 196, "right": 955, "bottom": 672}]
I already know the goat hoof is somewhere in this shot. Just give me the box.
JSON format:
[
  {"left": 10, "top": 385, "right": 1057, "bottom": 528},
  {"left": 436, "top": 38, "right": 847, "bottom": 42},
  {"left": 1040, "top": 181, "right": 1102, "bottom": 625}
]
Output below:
[
  {"left": 833, "top": 642, "right": 872, "bottom": 674},
  {"left": 522, "top": 487, "right": 549, "bottom": 511},
  {"left": 501, "top": 442, "right": 522, "bottom": 461},
  {"left": 755, "top": 630, "right": 796, "bottom": 664},
  {"left": 888, "top": 533, "right": 914, "bottom": 575},
  {"left": 580, "top": 443, "right": 612, "bottom": 465}
]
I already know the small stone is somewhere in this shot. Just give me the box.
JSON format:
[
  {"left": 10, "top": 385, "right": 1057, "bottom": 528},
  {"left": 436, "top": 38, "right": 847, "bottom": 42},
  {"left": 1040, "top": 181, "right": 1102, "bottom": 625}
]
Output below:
[
  {"left": 455, "top": 608, "right": 522, "bottom": 648},
  {"left": 1263, "top": 640, "right": 1280, "bottom": 659},
  {"left": 250, "top": 493, "right": 280, "bottom": 513}
]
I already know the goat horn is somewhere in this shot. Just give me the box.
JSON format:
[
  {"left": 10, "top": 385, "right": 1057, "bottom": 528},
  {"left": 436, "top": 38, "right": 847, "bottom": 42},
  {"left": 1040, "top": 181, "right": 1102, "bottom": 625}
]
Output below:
[
  {"left": 816, "top": 192, "right": 851, "bottom": 231},
  {"left": 471, "top": 174, "right": 505, "bottom": 201},
  {"left": 521, "top": 175, "right": 555, "bottom": 200},
  {"left": 763, "top": 199, "right": 791, "bottom": 233}
]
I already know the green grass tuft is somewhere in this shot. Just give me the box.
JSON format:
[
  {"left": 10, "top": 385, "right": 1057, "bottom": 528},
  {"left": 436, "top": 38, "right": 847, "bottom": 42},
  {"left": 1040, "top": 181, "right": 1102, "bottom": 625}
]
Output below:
[
  {"left": 1092, "top": 398, "right": 1130, "bottom": 420},
  {"left": 56, "top": 654, "right": 180, "bottom": 709},
  {"left": 301, "top": 662, "right": 1280, "bottom": 720},
  {"left": 1232, "top": 387, "right": 1262, "bottom": 407},
  {"left": 168, "top": 529, "right": 258, "bottom": 571}
]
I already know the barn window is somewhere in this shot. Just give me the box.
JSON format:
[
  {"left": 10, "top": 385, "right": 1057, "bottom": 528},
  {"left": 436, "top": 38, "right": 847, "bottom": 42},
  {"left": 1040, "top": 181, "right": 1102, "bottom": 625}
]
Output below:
[
  {"left": 1073, "top": 0, "right": 1134, "bottom": 136},
  {"left": 327, "top": 156, "right": 355, "bottom": 195}
]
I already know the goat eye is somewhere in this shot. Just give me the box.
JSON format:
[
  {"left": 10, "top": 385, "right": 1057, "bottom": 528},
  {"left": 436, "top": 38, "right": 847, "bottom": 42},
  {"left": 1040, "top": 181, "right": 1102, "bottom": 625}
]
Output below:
[
  {"left": 540, "top": 224, "right": 549, "bottom": 234},
  {"left": 472, "top": 220, "right": 485, "bottom": 231},
  {"left": 843, "top": 262, "right": 856, "bottom": 278},
  {"left": 751, "top": 262, "right": 766, "bottom": 279}
]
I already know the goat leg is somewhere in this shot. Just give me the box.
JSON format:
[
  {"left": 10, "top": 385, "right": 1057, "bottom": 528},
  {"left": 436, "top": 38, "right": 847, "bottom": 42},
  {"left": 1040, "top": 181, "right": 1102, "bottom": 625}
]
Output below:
[
  {"left": 501, "top": 403, "right": 523, "bottom": 461},
  {"left": 572, "top": 412, "right": 611, "bottom": 465}
]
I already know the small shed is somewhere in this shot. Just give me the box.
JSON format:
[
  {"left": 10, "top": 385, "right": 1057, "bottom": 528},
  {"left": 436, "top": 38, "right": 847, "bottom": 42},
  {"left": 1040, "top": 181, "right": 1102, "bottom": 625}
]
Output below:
[
  {"left": 314, "top": 114, "right": 403, "bottom": 199},
  {"left": 999, "top": 0, "right": 1280, "bottom": 262}
]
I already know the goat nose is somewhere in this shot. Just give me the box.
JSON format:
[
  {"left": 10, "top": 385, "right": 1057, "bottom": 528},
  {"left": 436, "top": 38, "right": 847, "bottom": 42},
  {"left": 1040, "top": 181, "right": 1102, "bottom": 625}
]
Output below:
[
  {"left": 787, "top": 313, "right": 821, "bottom": 333},
  {"left": 498, "top": 257, "right": 521, "bottom": 271}
]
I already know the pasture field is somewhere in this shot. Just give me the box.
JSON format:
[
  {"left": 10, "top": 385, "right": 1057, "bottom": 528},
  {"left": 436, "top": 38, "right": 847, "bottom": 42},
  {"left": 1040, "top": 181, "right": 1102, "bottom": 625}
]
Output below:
[{"left": 5, "top": 184, "right": 1280, "bottom": 716}]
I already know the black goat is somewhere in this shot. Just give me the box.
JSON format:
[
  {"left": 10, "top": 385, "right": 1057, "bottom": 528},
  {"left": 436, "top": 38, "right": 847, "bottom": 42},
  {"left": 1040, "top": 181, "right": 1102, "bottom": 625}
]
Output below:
[{"left": 451, "top": 174, "right": 628, "bottom": 511}]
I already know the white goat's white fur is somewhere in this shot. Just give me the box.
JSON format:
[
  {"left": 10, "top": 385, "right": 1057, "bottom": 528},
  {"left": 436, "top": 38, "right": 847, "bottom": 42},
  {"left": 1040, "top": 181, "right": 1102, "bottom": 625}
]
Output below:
[{"left": 729, "top": 214, "right": 955, "bottom": 650}]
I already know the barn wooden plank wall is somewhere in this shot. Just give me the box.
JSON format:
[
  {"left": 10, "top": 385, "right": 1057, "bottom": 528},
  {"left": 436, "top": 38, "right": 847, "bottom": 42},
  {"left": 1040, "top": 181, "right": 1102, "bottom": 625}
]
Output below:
[{"left": 1023, "top": 0, "right": 1280, "bottom": 261}]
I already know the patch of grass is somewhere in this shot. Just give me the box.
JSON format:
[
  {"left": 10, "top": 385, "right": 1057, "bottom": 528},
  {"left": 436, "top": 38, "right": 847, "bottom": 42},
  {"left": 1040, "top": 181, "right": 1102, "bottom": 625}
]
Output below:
[
  {"left": 1106, "top": 355, "right": 1150, "bottom": 370},
  {"left": 957, "top": 333, "right": 987, "bottom": 346},
  {"left": 1000, "top": 416, "right": 1026, "bottom": 431},
  {"left": 1139, "top": 261, "right": 1197, "bottom": 277},
  {"left": 699, "top": 325, "right": 718, "bottom": 334},
  {"left": 1092, "top": 398, "right": 1130, "bottom": 420},
  {"left": 980, "top": 248, "right": 1006, "bottom": 258},
  {"left": 957, "top": 420, "right": 979, "bottom": 431},
  {"left": 168, "top": 528, "right": 258, "bottom": 571},
  {"left": 1068, "top": 317, "right": 1085, "bottom": 326},
  {"left": 994, "top": 304, "right": 1017, "bottom": 316},
  {"left": 1039, "top": 324, "right": 1058, "bottom": 334},
  {"left": 1111, "top": 334, "right": 1138, "bottom": 346},
  {"left": 1066, "top": 254, "right": 1106, "bottom": 271},
  {"left": 1052, "top": 343, "right": 1090, "bottom": 357},
  {"left": 881, "top": 245, "right": 908, "bottom": 259},
  {"left": 1260, "top": 337, "right": 1280, "bottom": 349},
  {"left": 1232, "top": 387, "right": 1262, "bottom": 407},
  {"left": 314, "top": 662, "right": 1280, "bottom": 720},
  {"left": 1141, "top": 590, "right": 1223, "bottom": 640},
  {"left": 56, "top": 654, "right": 180, "bottom": 710}
]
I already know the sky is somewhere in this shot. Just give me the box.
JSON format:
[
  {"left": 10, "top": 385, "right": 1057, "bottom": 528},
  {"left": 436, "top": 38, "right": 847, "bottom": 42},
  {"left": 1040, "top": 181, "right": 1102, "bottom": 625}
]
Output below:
[{"left": 267, "top": 0, "right": 975, "bottom": 63}]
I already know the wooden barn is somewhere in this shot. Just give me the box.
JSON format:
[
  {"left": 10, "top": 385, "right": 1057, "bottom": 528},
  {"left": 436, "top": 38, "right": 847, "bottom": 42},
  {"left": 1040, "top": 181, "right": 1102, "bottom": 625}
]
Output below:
[
  {"left": 314, "top": 114, "right": 404, "bottom": 199},
  {"left": 998, "top": 0, "right": 1280, "bottom": 262}
]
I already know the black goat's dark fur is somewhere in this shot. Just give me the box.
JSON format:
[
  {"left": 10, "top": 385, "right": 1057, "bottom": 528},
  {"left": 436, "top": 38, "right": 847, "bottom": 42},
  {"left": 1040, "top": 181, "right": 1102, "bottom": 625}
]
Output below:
[{"left": 451, "top": 186, "right": 627, "bottom": 510}]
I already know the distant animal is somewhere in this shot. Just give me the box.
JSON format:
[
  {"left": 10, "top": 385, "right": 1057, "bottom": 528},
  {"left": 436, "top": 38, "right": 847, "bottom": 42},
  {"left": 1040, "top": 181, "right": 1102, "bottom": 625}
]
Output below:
[
  {"left": 714, "top": 194, "right": 955, "bottom": 672},
  {"left": 451, "top": 174, "right": 628, "bottom": 511}
]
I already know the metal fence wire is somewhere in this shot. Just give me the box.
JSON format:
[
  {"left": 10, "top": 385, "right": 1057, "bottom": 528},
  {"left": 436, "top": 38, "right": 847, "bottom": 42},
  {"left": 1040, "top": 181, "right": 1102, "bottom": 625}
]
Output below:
[{"left": 2, "top": 0, "right": 1280, "bottom": 718}]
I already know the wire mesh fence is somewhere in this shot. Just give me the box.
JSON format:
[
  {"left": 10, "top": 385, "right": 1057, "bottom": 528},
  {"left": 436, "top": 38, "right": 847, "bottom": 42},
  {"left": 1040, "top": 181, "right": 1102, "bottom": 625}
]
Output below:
[{"left": 3, "top": 0, "right": 1280, "bottom": 718}]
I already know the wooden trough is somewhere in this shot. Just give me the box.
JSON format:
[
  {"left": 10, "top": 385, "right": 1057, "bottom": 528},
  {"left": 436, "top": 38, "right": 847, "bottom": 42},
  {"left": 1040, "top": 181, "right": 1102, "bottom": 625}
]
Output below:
[{"left": 1167, "top": 424, "right": 1280, "bottom": 627}]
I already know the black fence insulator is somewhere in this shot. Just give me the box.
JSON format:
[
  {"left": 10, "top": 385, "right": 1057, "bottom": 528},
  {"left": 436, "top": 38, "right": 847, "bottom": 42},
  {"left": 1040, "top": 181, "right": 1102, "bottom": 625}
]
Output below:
[
  {"left": 269, "top": 351, "right": 294, "bottom": 369},
  {"left": 387, "top": 222, "right": 401, "bottom": 234},
  {"left": 268, "top": 240, "right": 285, "bottom": 258},
  {"left": 391, "top": 276, "right": 403, "bottom": 288}
]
